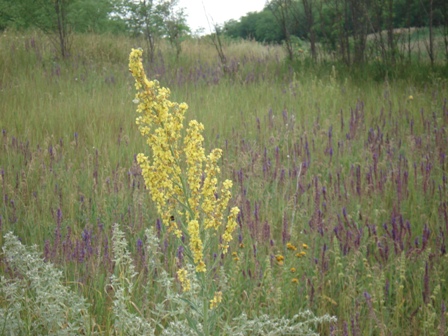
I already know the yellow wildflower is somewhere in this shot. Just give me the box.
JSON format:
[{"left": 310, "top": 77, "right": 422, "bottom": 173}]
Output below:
[
  {"left": 232, "top": 251, "right": 239, "bottom": 261},
  {"left": 187, "top": 220, "right": 205, "bottom": 272},
  {"left": 290, "top": 267, "right": 296, "bottom": 273},
  {"left": 130, "top": 48, "right": 186, "bottom": 233},
  {"left": 177, "top": 267, "right": 190, "bottom": 292},
  {"left": 291, "top": 278, "right": 299, "bottom": 284},
  {"left": 209, "top": 291, "right": 222, "bottom": 309},
  {"left": 214, "top": 179, "right": 233, "bottom": 229},
  {"left": 302, "top": 243, "right": 309, "bottom": 249},
  {"left": 276, "top": 254, "right": 285, "bottom": 265},
  {"left": 202, "top": 149, "right": 223, "bottom": 229},
  {"left": 184, "top": 120, "right": 206, "bottom": 220},
  {"left": 296, "top": 251, "right": 306, "bottom": 258},
  {"left": 221, "top": 207, "right": 240, "bottom": 254},
  {"left": 129, "top": 49, "right": 240, "bottom": 281},
  {"left": 286, "top": 242, "right": 297, "bottom": 251}
]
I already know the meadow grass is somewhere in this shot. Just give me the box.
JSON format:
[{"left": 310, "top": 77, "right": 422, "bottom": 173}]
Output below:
[{"left": 0, "top": 30, "right": 447, "bottom": 334}]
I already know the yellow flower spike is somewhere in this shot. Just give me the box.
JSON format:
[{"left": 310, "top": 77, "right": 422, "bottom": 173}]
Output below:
[
  {"left": 209, "top": 291, "right": 222, "bottom": 309},
  {"left": 177, "top": 267, "right": 190, "bottom": 292},
  {"left": 196, "top": 261, "right": 206, "bottom": 273},
  {"left": 213, "top": 179, "right": 233, "bottom": 229},
  {"left": 129, "top": 49, "right": 240, "bottom": 284},
  {"left": 187, "top": 219, "right": 206, "bottom": 272},
  {"left": 202, "top": 149, "right": 223, "bottom": 229},
  {"left": 221, "top": 207, "right": 240, "bottom": 254},
  {"left": 184, "top": 120, "right": 206, "bottom": 219},
  {"left": 130, "top": 50, "right": 188, "bottom": 232}
]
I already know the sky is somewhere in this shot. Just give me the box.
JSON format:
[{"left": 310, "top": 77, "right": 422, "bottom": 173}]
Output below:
[{"left": 178, "top": 0, "right": 267, "bottom": 34}]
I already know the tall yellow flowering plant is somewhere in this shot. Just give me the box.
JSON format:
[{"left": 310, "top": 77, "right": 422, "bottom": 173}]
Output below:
[{"left": 129, "top": 48, "right": 239, "bottom": 327}]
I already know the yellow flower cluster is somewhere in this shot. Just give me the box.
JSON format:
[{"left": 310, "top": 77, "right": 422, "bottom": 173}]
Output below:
[
  {"left": 184, "top": 120, "right": 206, "bottom": 220},
  {"left": 202, "top": 149, "right": 229, "bottom": 230},
  {"left": 276, "top": 254, "right": 285, "bottom": 265},
  {"left": 286, "top": 242, "right": 308, "bottom": 258},
  {"left": 209, "top": 291, "right": 223, "bottom": 309},
  {"left": 177, "top": 267, "right": 190, "bottom": 292},
  {"left": 272, "top": 242, "right": 309, "bottom": 285},
  {"left": 221, "top": 206, "right": 240, "bottom": 254},
  {"left": 286, "top": 242, "right": 297, "bottom": 251},
  {"left": 188, "top": 220, "right": 206, "bottom": 272},
  {"left": 129, "top": 48, "right": 240, "bottom": 273},
  {"left": 131, "top": 48, "right": 186, "bottom": 237}
]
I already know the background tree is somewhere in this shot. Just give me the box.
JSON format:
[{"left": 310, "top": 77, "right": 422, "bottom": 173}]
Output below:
[
  {"left": 0, "top": 0, "right": 74, "bottom": 58},
  {"left": 254, "top": 10, "right": 284, "bottom": 43},
  {"left": 423, "top": 0, "right": 435, "bottom": 65},
  {"left": 0, "top": 0, "right": 15, "bottom": 31},
  {"left": 239, "top": 12, "right": 258, "bottom": 40},
  {"left": 223, "top": 10, "right": 283, "bottom": 43},
  {"left": 348, "top": 0, "right": 368, "bottom": 64},
  {"left": 301, "top": 0, "right": 317, "bottom": 60},
  {"left": 161, "top": 0, "right": 189, "bottom": 59},
  {"left": 223, "top": 19, "right": 242, "bottom": 39},
  {"left": 438, "top": 0, "right": 448, "bottom": 62},
  {"left": 319, "top": 0, "right": 351, "bottom": 64},
  {"left": 117, "top": 0, "right": 166, "bottom": 62},
  {"left": 67, "top": 0, "right": 121, "bottom": 34},
  {"left": 209, "top": 24, "right": 229, "bottom": 73},
  {"left": 267, "top": 0, "right": 297, "bottom": 61},
  {"left": 116, "top": 0, "right": 187, "bottom": 62}
]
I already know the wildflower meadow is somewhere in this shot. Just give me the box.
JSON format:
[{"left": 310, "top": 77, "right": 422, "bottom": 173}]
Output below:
[{"left": 0, "top": 30, "right": 447, "bottom": 335}]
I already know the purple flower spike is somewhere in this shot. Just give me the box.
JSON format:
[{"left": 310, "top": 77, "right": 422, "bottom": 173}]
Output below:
[{"left": 363, "top": 291, "right": 372, "bottom": 300}]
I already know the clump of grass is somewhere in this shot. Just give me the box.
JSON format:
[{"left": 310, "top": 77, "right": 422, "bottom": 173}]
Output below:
[
  {"left": 110, "top": 222, "right": 153, "bottom": 335},
  {"left": 0, "top": 231, "right": 93, "bottom": 335}
]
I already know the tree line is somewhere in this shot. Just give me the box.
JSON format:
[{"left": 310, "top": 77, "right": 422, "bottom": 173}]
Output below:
[
  {"left": 1, "top": 0, "right": 447, "bottom": 66},
  {"left": 0, "top": 0, "right": 189, "bottom": 60},
  {"left": 224, "top": 0, "right": 448, "bottom": 65}
]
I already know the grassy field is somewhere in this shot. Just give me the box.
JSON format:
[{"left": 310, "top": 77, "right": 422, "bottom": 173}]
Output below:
[{"left": 1, "top": 30, "right": 447, "bottom": 335}]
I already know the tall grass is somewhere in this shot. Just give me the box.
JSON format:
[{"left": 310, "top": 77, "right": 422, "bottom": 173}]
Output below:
[{"left": 1, "top": 30, "right": 447, "bottom": 334}]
